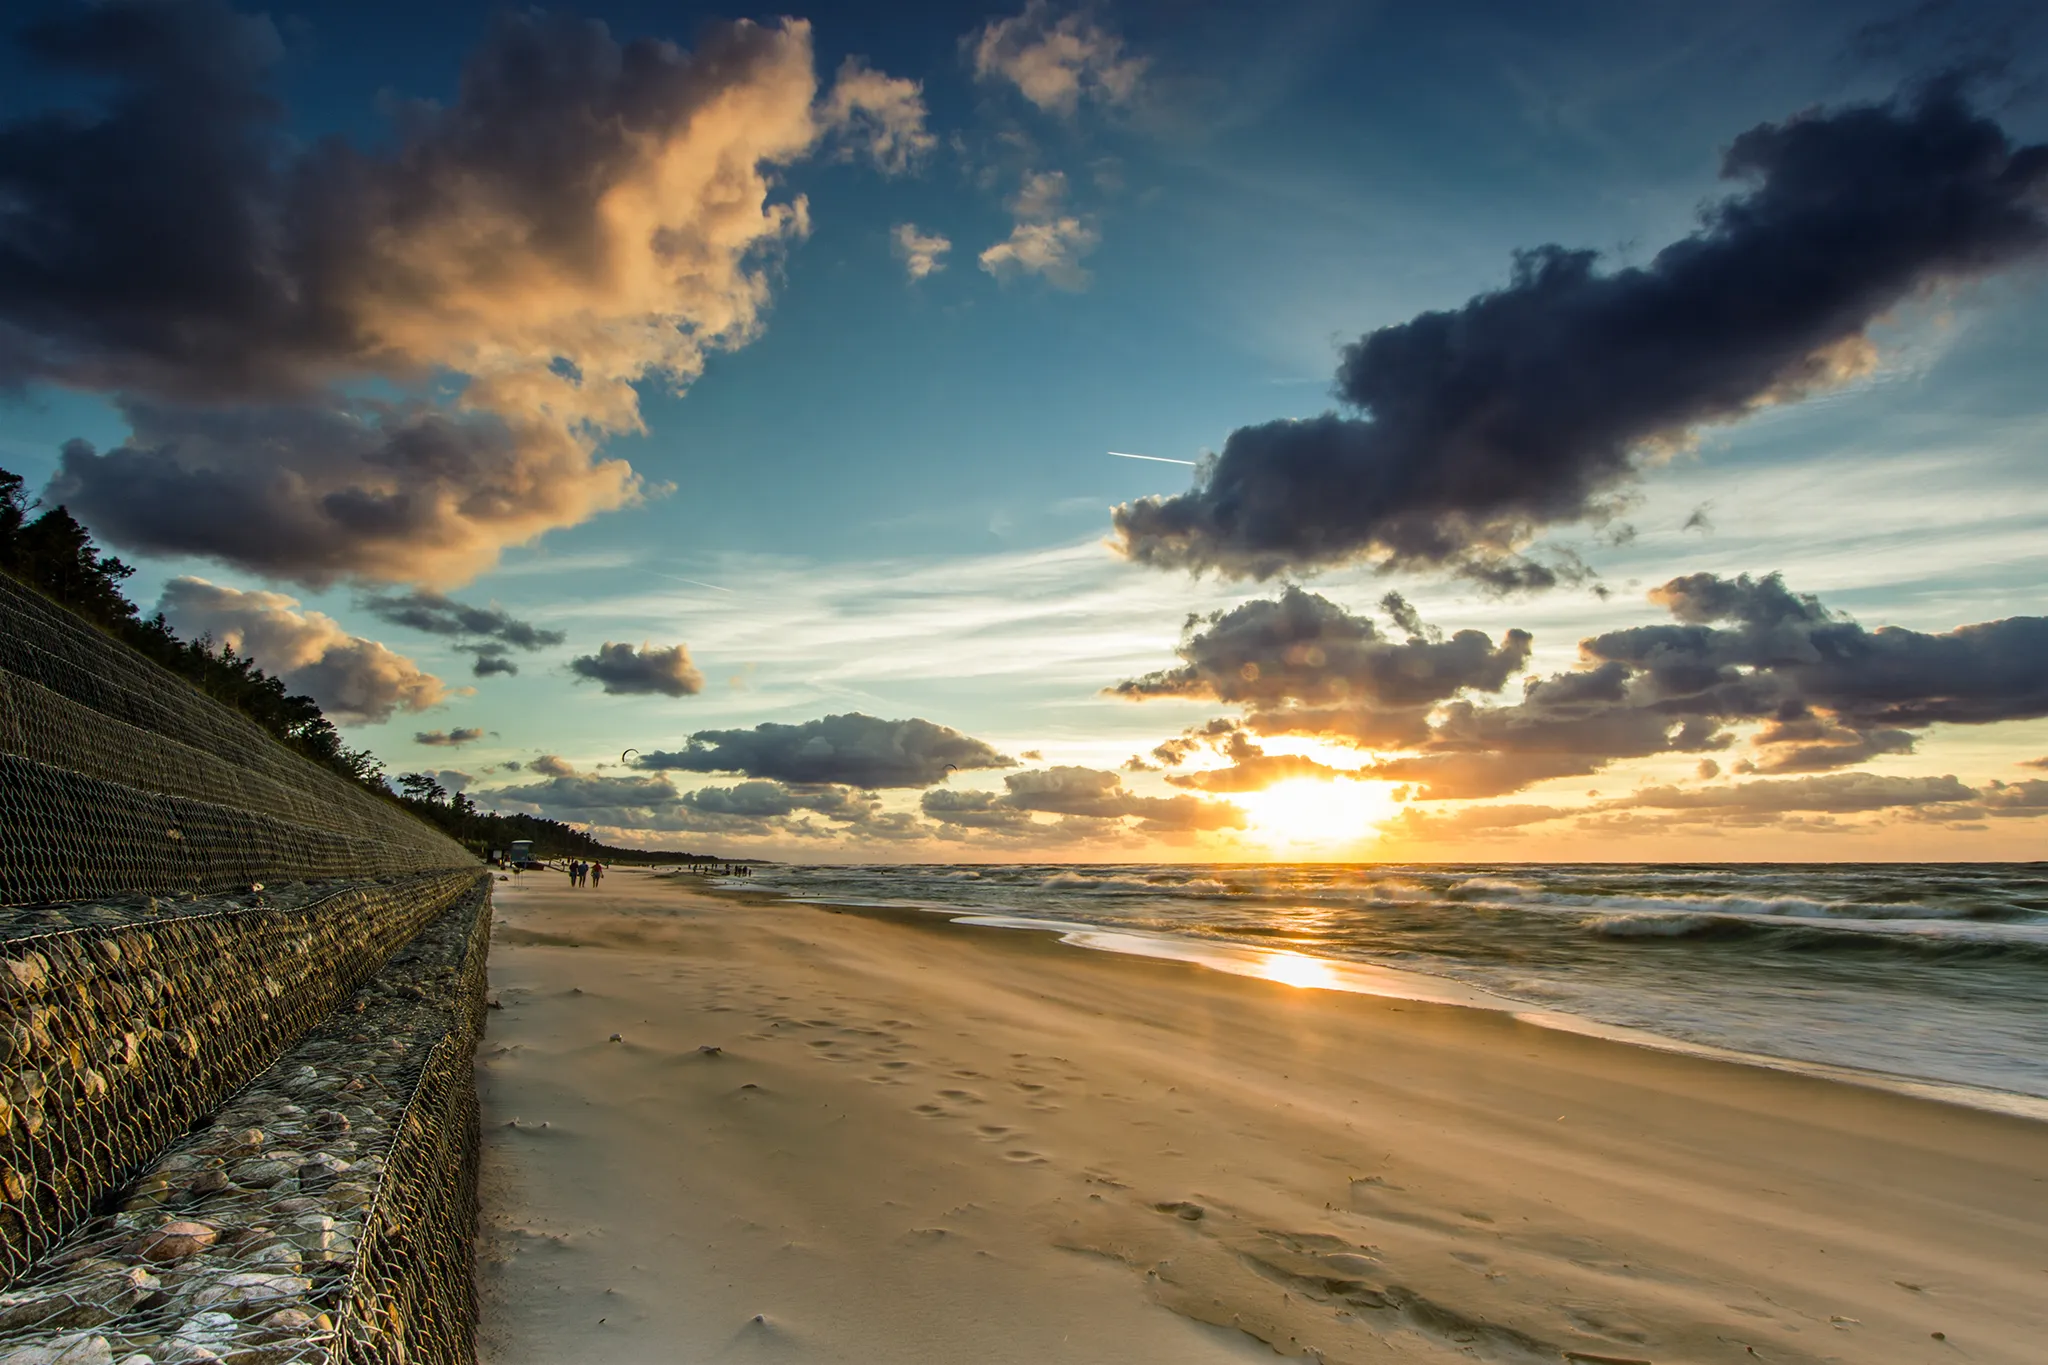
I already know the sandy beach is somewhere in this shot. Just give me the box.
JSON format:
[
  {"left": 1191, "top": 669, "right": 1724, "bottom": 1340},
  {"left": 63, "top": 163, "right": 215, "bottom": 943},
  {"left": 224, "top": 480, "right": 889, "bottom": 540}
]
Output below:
[{"left": 473, "top": 869, "right": 2048, "bottom": 1364}]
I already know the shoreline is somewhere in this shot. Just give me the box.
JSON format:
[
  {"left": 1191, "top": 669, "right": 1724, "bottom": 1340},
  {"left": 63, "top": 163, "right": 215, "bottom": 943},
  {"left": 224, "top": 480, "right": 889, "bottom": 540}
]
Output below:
[
  {"left": 477, "top": 868, "right": 2048, "bottom": 1364},
  {"left": 702, "top": 877, "right": 2048, "bottom": 1126}
]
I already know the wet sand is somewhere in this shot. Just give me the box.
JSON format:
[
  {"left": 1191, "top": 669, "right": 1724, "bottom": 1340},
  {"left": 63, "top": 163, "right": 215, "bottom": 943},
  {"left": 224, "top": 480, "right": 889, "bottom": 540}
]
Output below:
[{"left": 474, "top": 868, "right": 2048, "bottom": 1364}]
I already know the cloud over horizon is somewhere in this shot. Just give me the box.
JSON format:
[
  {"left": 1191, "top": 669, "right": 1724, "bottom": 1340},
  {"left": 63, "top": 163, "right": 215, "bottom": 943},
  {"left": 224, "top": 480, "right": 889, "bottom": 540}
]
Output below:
[
  {"left": 416, "top": 727, "right": 484, "bottom": 747},
  {"left": 1110, "top": 81, "right": 2048, "bottom": 589},
  {"left": 638, "top": 712, "right": 1014, "bottom": 788},
  {"left": 1141, "top": 573, "right": 2048, "bottom": 804},
  {"left": 569, "top": 642, "right": 706, "bottom": 698},
  {"left": 1115, "top": 585, "right": 1531, "bottom": 746},
  {"left": 3, "top": 1, "right": 928, "bottom": 587},
  {"left": 361, "top": 588, "right": 565, "bottom": 677},
  {"left": 157, "top": 575, "right": 452, "bottom": 724}
]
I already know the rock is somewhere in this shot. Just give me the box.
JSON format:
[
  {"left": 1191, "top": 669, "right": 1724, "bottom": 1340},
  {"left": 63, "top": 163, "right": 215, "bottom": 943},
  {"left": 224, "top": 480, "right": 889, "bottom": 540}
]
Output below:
[
  {"left": 258, "top": 1309, "right": 315, "bottom": 1332},
  {"left": 185, "top": 1171, "right": 230, "bottom": 1196},
  {"left": 0, "top": 1335, "right": 115, "bottom": 1365},
  {"left": 294, "top": 1156, "right": 348, "bottom": 1192},
  {"left": 226, "top": 1160, "right": 291, "bottom": 1190},
  {"left": 322, "top": 1182, "right": 375, "bottom": 1212},
  {"left": 157, "top": 1308, "right": 240, "bottom": 1362},
  {"left": 0, "top": 1268, "right": 158, "bottom": 1332},
  {"left": 238, "top": 1241, "right": 301, "bottom": 1271},
  {"left": 233, "top": 1131, "right": 264, "bottom": 1151},
  {"left": 134, "top": 1221, "right": 219, "bottom": 1262},
  {"left": 188, "top": 1273, "right": 310, "bottom": 1312}
]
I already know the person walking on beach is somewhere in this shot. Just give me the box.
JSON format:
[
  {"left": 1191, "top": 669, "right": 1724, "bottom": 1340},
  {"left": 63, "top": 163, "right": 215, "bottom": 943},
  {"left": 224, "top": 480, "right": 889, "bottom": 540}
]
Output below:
[
  {"left": 570, "top": 859, "right": 585, "bottom": 887},
  {"left": 591, "top": 862, "right": 605, "bottom": 888}
]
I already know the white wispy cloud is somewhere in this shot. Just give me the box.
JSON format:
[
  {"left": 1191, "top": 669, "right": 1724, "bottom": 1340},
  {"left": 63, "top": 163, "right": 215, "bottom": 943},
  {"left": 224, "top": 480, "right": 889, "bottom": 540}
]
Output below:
[
  {"left": 980, "top": 171, "right": 1099, "bottom": 290},
  {"left": 891, "top": 223, "right": 953, "bottom": 280},
  {"left": 971, "top": 2, "right": 1147, "bottom": 116}
]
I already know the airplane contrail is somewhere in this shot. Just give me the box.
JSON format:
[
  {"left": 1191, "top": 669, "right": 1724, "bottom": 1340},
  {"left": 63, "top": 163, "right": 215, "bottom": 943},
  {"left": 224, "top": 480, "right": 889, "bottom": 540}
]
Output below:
[
  {"left": 651, "top": 572, "right": 735, "bottom": 594},
  {"left": 1109, "top": 450, "right": 1197, "bottom": 466}
]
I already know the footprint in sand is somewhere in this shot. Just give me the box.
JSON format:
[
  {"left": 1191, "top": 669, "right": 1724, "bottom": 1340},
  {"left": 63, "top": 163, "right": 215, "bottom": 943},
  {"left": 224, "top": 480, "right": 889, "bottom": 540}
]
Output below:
[
  {"left": 913, "top": 1103, "right": 947, "bottom": 1117},
  {"left": 879, "top": 1060, "right": 914, "bottom": 1071},
  {"left": 1003, "top": 1149, "right": 1046, "bottom": 1164},
  {"left": 975, "top": 1125, "right": 1012, "bottom": 1140},
  {"left": 937, "top": 1089, "right": 984, "bottom": 1105}
]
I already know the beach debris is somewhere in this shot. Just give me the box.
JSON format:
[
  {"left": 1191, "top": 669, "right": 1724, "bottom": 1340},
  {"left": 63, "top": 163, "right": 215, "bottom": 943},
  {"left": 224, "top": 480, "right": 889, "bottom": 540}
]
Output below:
[
  {"left": 609, "top": 1033, "right": 622, "bottom": 1042},
  {"left": 1154, "top": 1201, "right": 1205, "bottom": 1222},
  {"left": 697, "top": 1045, "right": 722, "bottom": 1056}
]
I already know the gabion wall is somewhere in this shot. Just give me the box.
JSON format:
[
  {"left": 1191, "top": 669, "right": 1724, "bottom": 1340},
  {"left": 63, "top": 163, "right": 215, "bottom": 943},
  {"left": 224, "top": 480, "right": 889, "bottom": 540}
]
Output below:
[
  {"left": 0, "top": 574, "right": 472, "bottom": 904},
  {"left": 0, "top": 575, "right": 493, "bottom": 1362},
  {"left": 0, "top": 873, "right": 481, "bottom": 1282},
  {"left": 0, "top": 881, "right": 494, "bottom": 1365}
]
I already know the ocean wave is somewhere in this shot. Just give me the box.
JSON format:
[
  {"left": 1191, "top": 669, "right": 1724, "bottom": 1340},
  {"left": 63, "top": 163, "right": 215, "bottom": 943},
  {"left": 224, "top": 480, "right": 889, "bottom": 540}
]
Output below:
[
  {"left": 1584, "top": 912, "right": 2048, "bottom": 964},
  {"left": 1448, "top": 876, "right": 1541, "bottom": 898},
  {"left": 1520, "top": 890, "right": 2033, "bottom": 923},
  {"left": 1038, "top": 871, "right": 1239, "bottom": 895}
]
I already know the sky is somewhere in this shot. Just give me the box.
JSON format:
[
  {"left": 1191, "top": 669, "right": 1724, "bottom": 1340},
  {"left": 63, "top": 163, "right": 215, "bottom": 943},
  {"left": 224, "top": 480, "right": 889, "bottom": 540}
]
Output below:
[{"left": 3, "top": 0, "right": 2047, "bottom": 861}]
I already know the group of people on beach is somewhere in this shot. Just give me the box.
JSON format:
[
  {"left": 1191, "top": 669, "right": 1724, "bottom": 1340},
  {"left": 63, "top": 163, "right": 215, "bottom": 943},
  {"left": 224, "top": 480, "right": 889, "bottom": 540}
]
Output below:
[{"left": 568, "top": 859, "right": 604, "bottom": 888}]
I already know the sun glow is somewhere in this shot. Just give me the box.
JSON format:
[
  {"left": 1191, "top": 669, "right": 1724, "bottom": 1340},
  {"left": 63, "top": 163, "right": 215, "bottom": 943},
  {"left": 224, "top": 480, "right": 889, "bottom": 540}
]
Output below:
[
  {"left": 1255, "top": 950, "right": 1343, "bottom": 990},
  {"left": 1234, "top": 778, "right": 1398, "bottom": 849}
]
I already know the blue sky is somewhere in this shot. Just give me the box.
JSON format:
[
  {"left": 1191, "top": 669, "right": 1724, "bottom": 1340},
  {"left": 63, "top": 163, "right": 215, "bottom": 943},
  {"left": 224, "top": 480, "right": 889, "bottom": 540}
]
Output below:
[{"left": 3, "top": 0, "right": 2046, "bottom": 858}]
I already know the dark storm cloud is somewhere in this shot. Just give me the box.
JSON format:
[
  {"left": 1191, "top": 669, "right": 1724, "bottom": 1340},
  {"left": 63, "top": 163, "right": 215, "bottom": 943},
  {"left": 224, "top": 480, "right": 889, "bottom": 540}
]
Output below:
[
  {"left": 568, "top": 642, "right": 705, "bottom": 698},
  {"left": 1588, "top": 572, "right": 2048, "bottom": 770},
  {"left": 488, "top": 768, "right": 906, "bottom": 840},
  {"left": 1144, "top": 574, "right": 2048, "bottom": 801},
  {"left": 1612, "top": 771, "right": 1976, "bottom": 815},
  {"left": 361, "top": 589, "right": 565, "bottom": 667},
  {"left": 471, "top": 648, "right": 520, "bottom": 678},
  {"left": 493, "top": 772, "right": 681, "bottom": 813},
  {"left": 43, "top": 395, "right": 634, "bottom": 589},
  {"left": 992, "top": 766, "right": 1245, "bottom": 831},
  {"left": 1979, "top": 779, "right": 2048, "bottom": 814},
  {"left": 638, "top": 714, "right": 1014, "bottom": 788},
  {"left": 1112, "top": 586, "right": 1529, "bottom": 745},
  {"left": 361, "top": 588, "right": 563, "bottom": 677},
  {"left": 2, "top": 2, "right": 911, "bottom": 585},
  {"left": 919, "top": 789, "right": 1039, "bottom": 831},
  {"left": 1111, "top": 81, "right": 2048, "bottom": 586},
  {"left": 678, "top": 780, "right": 878, "bottom": 823},
  {"left": 415, "top": 727, "right": 484, "bottom": 747}
]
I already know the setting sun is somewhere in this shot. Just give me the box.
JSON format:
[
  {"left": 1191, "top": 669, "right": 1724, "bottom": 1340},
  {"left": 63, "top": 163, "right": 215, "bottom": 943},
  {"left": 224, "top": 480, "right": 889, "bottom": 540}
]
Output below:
[{"left": 1234, "top": 778, "right": 1399, "bottom": 848}]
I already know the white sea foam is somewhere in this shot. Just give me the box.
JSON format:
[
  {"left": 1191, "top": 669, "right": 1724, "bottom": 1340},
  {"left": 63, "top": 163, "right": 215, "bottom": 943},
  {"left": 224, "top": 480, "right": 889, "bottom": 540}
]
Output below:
[{"left": 740, "top": 861, "right": 2048, "bottom": 1107}]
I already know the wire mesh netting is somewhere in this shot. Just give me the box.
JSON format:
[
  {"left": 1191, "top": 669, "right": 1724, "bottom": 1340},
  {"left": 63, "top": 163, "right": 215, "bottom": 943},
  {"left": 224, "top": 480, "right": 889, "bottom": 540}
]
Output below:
[
  {"left": 0, "top": 575, "right": 472, "bottom": 906},
  {"left": 0, "top": 574, "right": 493, "bottom": 1362},
  {"left": 0, "top": 880, "right": 492, "bottom": 1365}
]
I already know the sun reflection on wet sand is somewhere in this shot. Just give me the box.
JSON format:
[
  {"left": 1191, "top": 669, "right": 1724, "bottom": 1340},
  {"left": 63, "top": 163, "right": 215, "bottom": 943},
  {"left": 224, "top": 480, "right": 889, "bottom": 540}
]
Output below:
[{"left": 1254, "top": 950, "right": 1343, "bottom": 990}]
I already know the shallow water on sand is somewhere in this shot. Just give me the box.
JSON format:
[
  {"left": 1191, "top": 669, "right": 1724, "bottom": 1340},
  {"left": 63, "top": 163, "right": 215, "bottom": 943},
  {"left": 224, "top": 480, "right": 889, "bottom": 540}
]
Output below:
[{"left": 739, "top": 862, "right": 2048, "bottom": 1102}]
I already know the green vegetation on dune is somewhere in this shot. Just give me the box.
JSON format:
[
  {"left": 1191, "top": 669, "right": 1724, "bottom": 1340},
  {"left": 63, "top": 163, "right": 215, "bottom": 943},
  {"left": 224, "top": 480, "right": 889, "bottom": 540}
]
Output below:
[{"left": 1, "top": 466, "right": 727, "bottom": 865}]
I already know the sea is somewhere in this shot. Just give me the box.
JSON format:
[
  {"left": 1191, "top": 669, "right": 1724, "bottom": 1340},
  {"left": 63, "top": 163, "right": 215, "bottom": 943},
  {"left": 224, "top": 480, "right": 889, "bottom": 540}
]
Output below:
[{"left": 733, "top": 862, "right": 2048, "bottom": 1112}]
